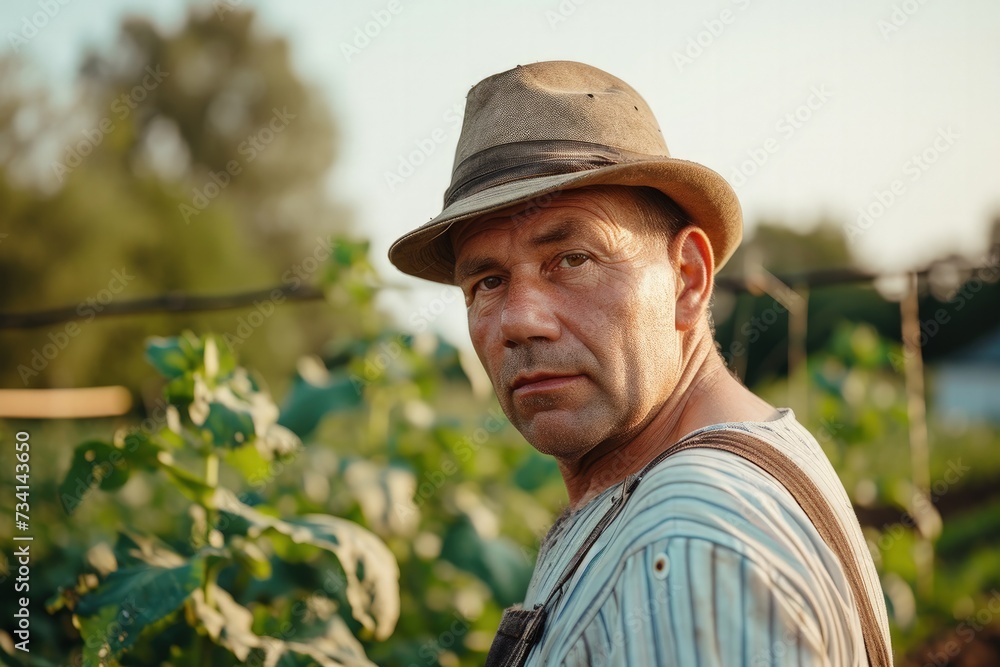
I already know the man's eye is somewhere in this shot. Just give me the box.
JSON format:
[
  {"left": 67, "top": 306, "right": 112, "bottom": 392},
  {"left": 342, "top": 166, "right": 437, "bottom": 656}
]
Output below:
[
  {"left": 559, "top": 253, "right": 589, "bottom": 268},
  {"left": 476, "top": 276, "right": 503, "bottom": 291}
]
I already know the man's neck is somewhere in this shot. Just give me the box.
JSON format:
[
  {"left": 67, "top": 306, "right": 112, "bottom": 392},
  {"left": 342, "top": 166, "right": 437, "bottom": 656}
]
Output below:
[{"left": 556, "top": 335, "right": 777, "bottom": 510}]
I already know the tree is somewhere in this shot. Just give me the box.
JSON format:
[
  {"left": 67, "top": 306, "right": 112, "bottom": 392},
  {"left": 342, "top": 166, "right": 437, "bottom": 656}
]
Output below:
[{"left": 0, "top": 7, "right": 350, "bottom": 392}]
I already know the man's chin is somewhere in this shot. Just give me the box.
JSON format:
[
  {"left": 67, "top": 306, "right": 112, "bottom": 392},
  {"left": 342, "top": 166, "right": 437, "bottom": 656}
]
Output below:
[{"left": 515, "top": 412, "right": 606, "bottom": 459}]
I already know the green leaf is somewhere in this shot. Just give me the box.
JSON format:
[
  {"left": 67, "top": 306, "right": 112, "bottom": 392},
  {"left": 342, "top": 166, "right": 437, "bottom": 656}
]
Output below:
[
  {"left": 146, "top": 336, "right": 194, "bottom": 380},
  {"left": 200, "top": 401, "right": 256, "bottom": 448},
  {"left": 272, "top": 641, "right": 372, "bottom": 667},
  {"left": 112, "top": 531, "right": 186, "bottom": 569},
  {"left": 164, "top": 371, "right": 196, "bottom": 406},
  {"left": 270, "top": 615, "right": 375, "bottom": 667},
  {"left": 189, "top": 583, "right": 376, "bottom": 667},
  {"left": 189, "top": 584, "right": 261, "bottom": 662},
  {"left": 330, "top": 238, "right": 368, "bottom": 268},
  {"left": 75, "top": 557, "right": 205, "bottom": 667},
  {"left": 513, "top": 453, "right": 560, "bottom": 492},
  {"left": 224, "top": 442, "right": 272, "bottom": 481},
  {"left": 278, "top": 369, "right": 362, "bottom": 439},
  {"left": 440, "top": 515, "right": 533, "bottom": 607},
  {"left": 342, "top": 460, "right": 418, "bottom": 536},
  {"left": 59, "top": 440, "right": 130, "bottom": 514},
  {"left": 213, "top": 489, "right": 399, "bottom": 640},
  {"left": 159, "top": 461, "right": 214, "bottom": 505},
  {"left": 121, "top": 431, "right": 162, "bottom": 470},
  {"left": 231, "top": 538, "right": 273, "bottom": 580},
  {"left": 258, "top": 423, "right": 302, "bottom": 460}
]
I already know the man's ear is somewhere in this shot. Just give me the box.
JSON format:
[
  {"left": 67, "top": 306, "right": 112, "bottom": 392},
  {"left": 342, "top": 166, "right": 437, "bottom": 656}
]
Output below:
[{"left": 670, "top": 226, "right": 715, "bottom": 332}]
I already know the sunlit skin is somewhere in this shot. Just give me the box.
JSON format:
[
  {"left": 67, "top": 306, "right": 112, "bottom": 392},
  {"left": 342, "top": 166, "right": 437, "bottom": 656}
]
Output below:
[{"left": 451, "top": 187, "right": 777, "bottom": 509}]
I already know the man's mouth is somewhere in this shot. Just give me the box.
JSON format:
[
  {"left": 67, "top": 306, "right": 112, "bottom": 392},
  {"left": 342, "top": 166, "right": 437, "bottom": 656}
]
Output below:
[{"left": 510, "top": 372, "right": 585, "bottom": 395}]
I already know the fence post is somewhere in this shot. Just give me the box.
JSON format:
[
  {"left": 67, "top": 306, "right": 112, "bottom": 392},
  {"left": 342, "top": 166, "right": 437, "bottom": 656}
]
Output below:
[
  {"left": 746, "top": 265, "right": 808, "bottom": 420},
  {"left": 900, "top": 272, "right": 933, "bottom": 597}
]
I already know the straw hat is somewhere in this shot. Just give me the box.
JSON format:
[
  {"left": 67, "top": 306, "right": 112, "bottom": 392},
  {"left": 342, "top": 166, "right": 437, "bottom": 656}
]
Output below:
[{"left": 388, "top": 60, "right": 742, "bottom": 284}]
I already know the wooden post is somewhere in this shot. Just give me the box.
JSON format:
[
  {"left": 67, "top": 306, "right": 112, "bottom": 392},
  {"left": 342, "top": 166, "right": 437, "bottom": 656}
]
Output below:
[
  {"left": 900, "top": 272, "right": 933, "bottom": 596},
  {"left": 788, "top": 283, "right": 809, "bottom": 423},
  {"left": 746, "top": 266, "right": 808, "bottom": 419}
]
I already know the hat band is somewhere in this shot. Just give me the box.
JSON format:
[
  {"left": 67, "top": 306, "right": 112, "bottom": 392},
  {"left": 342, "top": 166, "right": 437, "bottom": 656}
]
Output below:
[{"left": 443, "top": 139, "right": 657, "bottom": 207}]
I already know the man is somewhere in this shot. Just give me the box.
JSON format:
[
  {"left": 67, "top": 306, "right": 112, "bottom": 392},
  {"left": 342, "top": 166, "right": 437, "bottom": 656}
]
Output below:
[{"left": 389, "top": 61, "right": 891, "bottom": 666}]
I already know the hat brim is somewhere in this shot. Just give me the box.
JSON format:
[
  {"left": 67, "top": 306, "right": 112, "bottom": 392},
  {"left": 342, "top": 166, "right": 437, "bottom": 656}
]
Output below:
[{"left": 388, "top": 157, "right": 742, "bottom": 284}]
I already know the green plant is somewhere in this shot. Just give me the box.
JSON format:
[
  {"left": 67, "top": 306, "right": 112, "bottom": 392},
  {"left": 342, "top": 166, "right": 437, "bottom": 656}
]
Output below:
[{"left": 49, "top": 332, "right": 399, "bottom": 667}]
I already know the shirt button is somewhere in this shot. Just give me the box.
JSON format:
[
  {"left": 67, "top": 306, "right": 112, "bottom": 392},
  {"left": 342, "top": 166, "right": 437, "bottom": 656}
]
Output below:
[{"left": 652, "top": 552, "right": 670, "bottom": 580}]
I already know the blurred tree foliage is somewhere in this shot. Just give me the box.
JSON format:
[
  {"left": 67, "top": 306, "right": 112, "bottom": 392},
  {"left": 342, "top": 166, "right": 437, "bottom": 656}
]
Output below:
[
  {"left": 0, "top": 6, "right": 348, "bottom": 392},
  {"left": 721, "top": 217, "right": 854, "bottom": 274}
]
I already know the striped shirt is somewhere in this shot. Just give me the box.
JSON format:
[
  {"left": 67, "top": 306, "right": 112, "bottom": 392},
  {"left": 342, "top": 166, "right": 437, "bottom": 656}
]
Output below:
[{"left": 520, "top": 408, "right": 890, "bottom": 666}]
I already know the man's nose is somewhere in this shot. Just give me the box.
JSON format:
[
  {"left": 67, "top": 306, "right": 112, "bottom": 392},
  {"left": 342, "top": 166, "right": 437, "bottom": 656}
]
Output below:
[{"left": 499, "top": 279, "right": 561, "bottom": 348}]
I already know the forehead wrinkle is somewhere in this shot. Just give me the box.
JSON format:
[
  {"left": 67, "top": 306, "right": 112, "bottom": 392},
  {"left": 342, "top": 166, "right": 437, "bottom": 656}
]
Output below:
[
  {"left": 525, "top": 218, "right": 579, "bottom": 247},
  {"left": 539, "top": 195, "right": 644, "bottom": 257},
  {"left": 525, "top": 210, "right": 631, "bottom": 255}
]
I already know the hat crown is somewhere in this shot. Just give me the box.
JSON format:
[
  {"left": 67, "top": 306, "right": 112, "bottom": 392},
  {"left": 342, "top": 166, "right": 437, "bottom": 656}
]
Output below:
[{"left": 454, "top": 61, "right": 671, "bottom": 168}]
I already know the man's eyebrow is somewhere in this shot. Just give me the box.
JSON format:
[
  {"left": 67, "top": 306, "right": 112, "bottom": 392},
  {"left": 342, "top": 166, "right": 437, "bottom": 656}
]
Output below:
[
  {"left": 454, "top": 220, "right": 585, "bottom": 283},
  {"left": 455, "top": 256, "right": 504, "bottom": 284}
]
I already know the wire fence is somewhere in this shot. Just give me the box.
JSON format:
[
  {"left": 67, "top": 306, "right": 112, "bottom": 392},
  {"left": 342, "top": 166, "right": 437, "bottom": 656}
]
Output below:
[{"left": 2, "top": 259, "right": 997, "bottom": 330}]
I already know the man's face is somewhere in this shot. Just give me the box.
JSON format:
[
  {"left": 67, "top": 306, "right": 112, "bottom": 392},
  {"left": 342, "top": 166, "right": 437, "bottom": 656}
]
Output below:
[{"left": 451, "top": 188, "right": 685, "bottom": 459}]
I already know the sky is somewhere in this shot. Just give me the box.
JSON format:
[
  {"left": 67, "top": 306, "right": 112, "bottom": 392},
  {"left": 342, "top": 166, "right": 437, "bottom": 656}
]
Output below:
[{"left": 4, "top": 0, "right": 1000, "bottom": 347}]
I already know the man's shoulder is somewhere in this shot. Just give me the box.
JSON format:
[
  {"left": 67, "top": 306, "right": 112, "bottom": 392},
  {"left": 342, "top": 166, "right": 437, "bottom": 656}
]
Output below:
[
  {"left": 613, "top": 413, "right": 844, "bottom": 563},
  {"left": 616, "top": 446, "right": 804, "bottom": 557}
]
